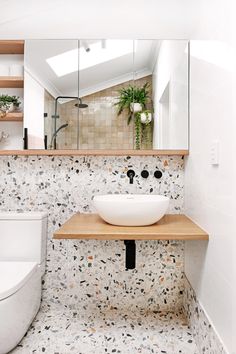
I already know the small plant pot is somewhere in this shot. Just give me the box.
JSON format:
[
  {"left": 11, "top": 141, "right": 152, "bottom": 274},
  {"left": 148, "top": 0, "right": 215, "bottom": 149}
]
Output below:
[
  {"left": 0, "top": 102, "right": 14, "bottom": 113},
  {"left": 140, "top": 112, "right": 152, "bottom": 124},
  {"left": 130, "top": 102, "right": 142, "bottom": 113},
  {"left": 7, "top": 103, "right": 14, "bottom": 112}
]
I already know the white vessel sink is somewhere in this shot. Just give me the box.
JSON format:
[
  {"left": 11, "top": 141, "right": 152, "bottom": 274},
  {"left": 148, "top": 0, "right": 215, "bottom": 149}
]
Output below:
[{"left": 93, "top": 194, "right": 170, "bottom": 226}]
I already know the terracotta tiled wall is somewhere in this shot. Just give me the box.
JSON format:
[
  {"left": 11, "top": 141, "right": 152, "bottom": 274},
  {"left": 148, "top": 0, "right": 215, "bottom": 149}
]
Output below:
[
  {"left": 78, "top": 75, "right": 152, "bottom": 149},
  {"left": 44, "top": 76, "right": 152, "bottom": 150}
]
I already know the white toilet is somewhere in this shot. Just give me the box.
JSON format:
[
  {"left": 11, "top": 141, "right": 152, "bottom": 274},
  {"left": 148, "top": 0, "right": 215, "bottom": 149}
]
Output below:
[{"left": 0, "top": 212, "right": 47, "bottom": 354}]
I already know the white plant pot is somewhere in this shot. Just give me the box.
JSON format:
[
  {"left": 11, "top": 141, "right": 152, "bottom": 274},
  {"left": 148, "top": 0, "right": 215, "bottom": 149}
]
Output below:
[
  {"left": 130, "top": 102, "right": 142, "bottom": 113},
  {"left": 0, "top": 102, "right": 14, "bottom": 113},
  {"left": 140, "top": 112, "right": 152, "bottom": 124},
  {"left": 7, "top": 103, "right": 14, "bottom": 112}
]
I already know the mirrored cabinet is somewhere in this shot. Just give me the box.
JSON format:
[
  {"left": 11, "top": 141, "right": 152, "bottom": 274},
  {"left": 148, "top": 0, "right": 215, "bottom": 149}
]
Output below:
[{"left": 0, "top": 39, "right": 189, "bottom": 154}]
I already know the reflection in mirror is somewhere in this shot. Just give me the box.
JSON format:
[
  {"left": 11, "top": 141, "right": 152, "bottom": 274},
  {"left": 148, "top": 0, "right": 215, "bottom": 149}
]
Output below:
[
  {"left": 24, "top": 40, "right": 79, "bottom": 149},
  {"left": 134, "top": 40, "right": 189, "bottom": 150},
  {"left": 78, "top": 39, "right": 134, "bottom": 149},
  {"left": 0, "top": 41, "right": 24, "bottom": 150},
  {"left": 77, "top": 39, "right": 189, "bottom": 150},
  {"left": 152, "top": 40, "right": 189, "bottom": 149},
  {"left": 0, "top": 39, "right": 189, "bottom": 151}
]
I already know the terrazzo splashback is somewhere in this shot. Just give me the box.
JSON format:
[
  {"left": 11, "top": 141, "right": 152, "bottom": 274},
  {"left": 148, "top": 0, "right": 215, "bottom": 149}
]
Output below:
[{"left": 0, "top": 155, "right": 184, "bottom": 313}]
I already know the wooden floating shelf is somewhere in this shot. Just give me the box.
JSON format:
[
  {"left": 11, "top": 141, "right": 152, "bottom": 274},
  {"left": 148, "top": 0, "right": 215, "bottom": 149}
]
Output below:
[
  {"left": 0, "top": 76, "right": 24, "bottom": 88},
  {"left": 0, "top": 149, "right": 188, "bottom": 156},
  {"left": 53, "top": 213, "right": 209, "bottom": 241},
  {"left": 0, "top": 112, "right": 23, "bottom": 122},
  {"left": 0, "top": 40, "right": 24, "bottom": 54}
]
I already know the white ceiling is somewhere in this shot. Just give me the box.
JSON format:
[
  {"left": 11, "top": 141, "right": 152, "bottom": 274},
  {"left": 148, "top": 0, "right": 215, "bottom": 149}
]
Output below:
[
  {"left": 25, "top": 39, "right": 160, "bottom": 98},
  {"left": 0, "top": 0, "right": 201, "bottom": 39}
]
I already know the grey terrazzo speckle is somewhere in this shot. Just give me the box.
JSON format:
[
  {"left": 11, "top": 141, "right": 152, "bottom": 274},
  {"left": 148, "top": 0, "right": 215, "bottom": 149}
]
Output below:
[
  {"left": 10, "top": 308, "right": 199, "bottom": 354},
  {"left": 183, "top": 276, "right": 226, "bottom": 354},
  {"left": 0, "top": 155, "right": 195, "bottom": 353},
  {"left": 0, "top": 155, "right": 185, "bottom": 313}
]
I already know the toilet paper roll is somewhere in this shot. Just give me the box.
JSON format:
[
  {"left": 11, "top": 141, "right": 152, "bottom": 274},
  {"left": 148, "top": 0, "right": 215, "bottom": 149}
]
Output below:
[{"left": 9, "top": 65, "right": 24, "bottom": 77}]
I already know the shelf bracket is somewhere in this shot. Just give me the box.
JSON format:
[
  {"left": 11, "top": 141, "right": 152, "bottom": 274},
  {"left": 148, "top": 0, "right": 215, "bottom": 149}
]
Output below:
[{"left": 124, "top": 240, "right": 136, "bottom": 270}]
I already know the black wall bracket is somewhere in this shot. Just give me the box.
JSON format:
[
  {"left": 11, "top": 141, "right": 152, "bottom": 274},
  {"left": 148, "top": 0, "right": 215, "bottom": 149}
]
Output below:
[{"left": 124, "top": 240, "right": 136, "bottom": 270}]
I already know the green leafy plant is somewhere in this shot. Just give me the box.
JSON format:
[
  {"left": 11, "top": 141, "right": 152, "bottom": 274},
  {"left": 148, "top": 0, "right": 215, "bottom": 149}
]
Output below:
[
  {"left": 114, "top": 83, "right": 150, "bottom": 124},
  {"left": 0, "top": 94, "right": 21, "bottom": 111},
  {"left": 134, "top": 110, "right": 153, "bottom": 149},
  {"left": 134, "top": 114, "right": 142, "bottom": 149}
]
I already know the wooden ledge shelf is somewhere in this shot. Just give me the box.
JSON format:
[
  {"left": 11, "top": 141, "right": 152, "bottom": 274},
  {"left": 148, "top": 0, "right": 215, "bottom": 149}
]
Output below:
[
  {"left": 0, "top": 40, "right": 24, "bottom": 54},
  {"left": 53, "top": 214, "right": 209, "bottom": 241},
  {"left": 0, "top": 149, "right": 188, "bottom": 156},
  {"left": 0, "top": 112, "right": 23, "bottom": 122},
  {"left": 0, "top": 76, "right": 24, "bottom": 88}
]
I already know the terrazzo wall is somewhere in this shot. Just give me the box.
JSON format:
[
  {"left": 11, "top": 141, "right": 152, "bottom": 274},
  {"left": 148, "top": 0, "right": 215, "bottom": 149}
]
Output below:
[
  {"left": 0, "top": 155, "right": 184, "bottom": 313},
  {"left": 183, "top": 276, "right": 226, "bottom": 354}
]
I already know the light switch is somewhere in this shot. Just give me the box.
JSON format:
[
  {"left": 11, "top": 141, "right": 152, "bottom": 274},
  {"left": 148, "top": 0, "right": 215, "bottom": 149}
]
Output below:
[{"left": 210, "top": 141, "right": 219, "bottom": 165}]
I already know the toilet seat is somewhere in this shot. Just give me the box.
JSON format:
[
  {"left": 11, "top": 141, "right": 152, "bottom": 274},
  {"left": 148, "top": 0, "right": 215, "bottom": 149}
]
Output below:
[{"left": 0, "top": 261, "right": 38, "bottom": 300}]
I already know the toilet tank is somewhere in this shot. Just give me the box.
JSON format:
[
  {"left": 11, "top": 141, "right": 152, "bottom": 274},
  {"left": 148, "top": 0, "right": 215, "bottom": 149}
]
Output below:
[{"left": 0, "top": 212, "right": 48, "bottom": 272}]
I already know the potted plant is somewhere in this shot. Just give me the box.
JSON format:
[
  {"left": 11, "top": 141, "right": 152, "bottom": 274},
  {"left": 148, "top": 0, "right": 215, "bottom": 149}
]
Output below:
[
  {"left": 0, "top": 94, "right": 21, "bottom": 113},
  {"left": 139, "top": 110, "right": 152, "bottom": 124},
  {"left": 135, "top": 110, "right": 153, "bottom": 150},
  {"left": 114, "top": 82, "right": 150, "bottom": 124}
]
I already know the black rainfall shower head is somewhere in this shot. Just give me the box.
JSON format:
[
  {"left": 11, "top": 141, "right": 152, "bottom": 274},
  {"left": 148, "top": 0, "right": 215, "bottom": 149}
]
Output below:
[{"left": 75, "top": 98, "right": 88, "bottom": 109}]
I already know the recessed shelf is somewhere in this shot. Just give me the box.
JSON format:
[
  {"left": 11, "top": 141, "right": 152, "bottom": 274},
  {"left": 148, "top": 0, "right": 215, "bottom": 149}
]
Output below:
[
  {"left": 0, "top": 112, "right": 23, "bottom": 122},
  {"left": 0, "top": 76, "right": 24, "bottom": 88},
  {"left": 53, "top": 213, "right": 209, "bottom": 241},
  {"left": 0, "top": 40, "right": 24, "bottom": 54}
]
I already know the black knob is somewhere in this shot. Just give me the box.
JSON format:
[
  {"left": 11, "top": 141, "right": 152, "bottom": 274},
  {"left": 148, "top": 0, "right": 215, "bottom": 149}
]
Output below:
[
  {"left": 141, "top": 170, "right": 149, "bottom": 178},
  {"left": 154, "top": 170, "right": 162, "bottom": 179}
]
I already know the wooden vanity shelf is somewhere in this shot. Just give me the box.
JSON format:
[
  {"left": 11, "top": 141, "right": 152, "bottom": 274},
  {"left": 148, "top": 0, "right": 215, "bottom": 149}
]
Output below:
[
  {"left": 0, "top": 112, "right": 23, "bottom": 122},
  {"left": 53, "top": 214, "right": 209, "bottom": 241}
]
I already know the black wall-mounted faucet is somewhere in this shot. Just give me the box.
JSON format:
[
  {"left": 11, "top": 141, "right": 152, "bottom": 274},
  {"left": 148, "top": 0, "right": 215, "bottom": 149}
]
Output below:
[{"left": 127, "top": 169, "right": 135, "bottom": 184}]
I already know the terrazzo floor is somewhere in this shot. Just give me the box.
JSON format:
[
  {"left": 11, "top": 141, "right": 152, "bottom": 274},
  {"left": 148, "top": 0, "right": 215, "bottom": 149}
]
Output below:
[{"left": 10, "top": 308, "right": 199, "bottom": 354}]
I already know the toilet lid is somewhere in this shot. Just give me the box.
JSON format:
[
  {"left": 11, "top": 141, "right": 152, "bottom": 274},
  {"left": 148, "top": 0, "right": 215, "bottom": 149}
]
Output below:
[{"left": 0, "top": 262, "right": 38, "bottom": 300}]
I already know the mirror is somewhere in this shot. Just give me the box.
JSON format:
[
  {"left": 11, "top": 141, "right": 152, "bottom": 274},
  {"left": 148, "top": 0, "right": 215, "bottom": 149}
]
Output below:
[{"left": 0, "top": 39, "right": 189, "bottom": 151}]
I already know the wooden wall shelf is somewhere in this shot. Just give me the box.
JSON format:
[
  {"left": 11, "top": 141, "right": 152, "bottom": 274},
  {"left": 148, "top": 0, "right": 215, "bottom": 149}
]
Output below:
[
  {"left": 0, "top": 149, "right": 188, "bottom": 156},
  {"left": 0, "top": 77, "right": 24, "bottom": 88},
  {"left": 0, "top": 112, "right": 23, "bottom": 122},
  {"left": 0, "top": 40, "right": 24, "bottom": 54},
  {"left": 53, "top": 213, "right": 209, "bottom": 241}
]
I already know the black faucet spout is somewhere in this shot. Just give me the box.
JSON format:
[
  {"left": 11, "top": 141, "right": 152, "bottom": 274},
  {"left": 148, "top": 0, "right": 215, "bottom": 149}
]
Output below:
[{"left": 127, "top": 169, "right": 135, "bottom": 184}]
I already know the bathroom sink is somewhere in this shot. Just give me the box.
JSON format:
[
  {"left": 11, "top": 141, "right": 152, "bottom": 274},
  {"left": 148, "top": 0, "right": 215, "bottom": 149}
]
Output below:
[{"left": 93, "top": 194, "right": 170, "bottom": 226}]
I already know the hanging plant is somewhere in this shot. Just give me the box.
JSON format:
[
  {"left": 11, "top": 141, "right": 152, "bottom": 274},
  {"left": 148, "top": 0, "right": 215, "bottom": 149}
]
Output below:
[
  {"left": 136, "top": 110, "right": 153, "bottom": 149},
  {"left": 114, "top": 83, "right": 150, "bottom": 124},
  {"left": 134, "top": 113, "right": 142, "bottom": 149},
  {"left": 139, "top": 110, "right": 152, "bottom": 124}
]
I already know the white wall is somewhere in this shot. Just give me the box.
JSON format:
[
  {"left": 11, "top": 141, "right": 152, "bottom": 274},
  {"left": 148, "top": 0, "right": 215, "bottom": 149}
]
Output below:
[
  {"left": 24, "top": 71, "right": 45, "bottom": 149},
  {"left": 185, "top": 1, "right": 236, "bottom": 352},
  {"left": 0, "top": 121, "right": 23, "bottom": 149},
  {"left": 152, "top": 40, "right": 188, "bottom": 149}
]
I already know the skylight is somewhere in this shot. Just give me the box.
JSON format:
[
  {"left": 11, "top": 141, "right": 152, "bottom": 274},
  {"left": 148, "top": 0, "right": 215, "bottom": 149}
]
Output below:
[{"left": 46, "top": 40, "right": 134, "bottom": 77}]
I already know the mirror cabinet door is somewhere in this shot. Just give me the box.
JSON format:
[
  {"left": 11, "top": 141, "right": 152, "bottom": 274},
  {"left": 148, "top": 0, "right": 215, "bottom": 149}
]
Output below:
[
  {"left": 78, "top": 39, "right": 134, "bottom": 150},
  {"left": 24, "top": 40, "right": 79, "bottom": 150},
  {"left": 0, "top": 39, "right": 189, "bottom": 151},
  {"left": 152, "top": 40, "right": 189, "bottom": 150},
  {"left": 0, "top": 40, "right": 24, "bottom": 150}
]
